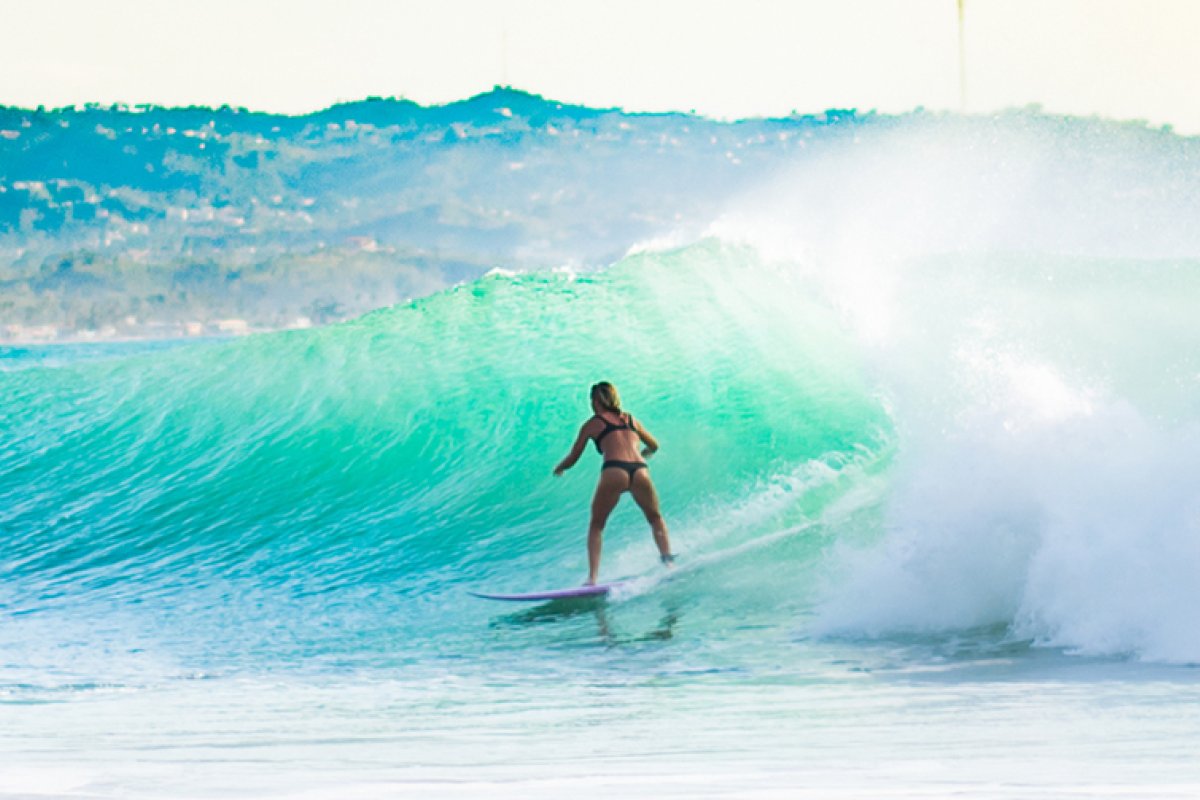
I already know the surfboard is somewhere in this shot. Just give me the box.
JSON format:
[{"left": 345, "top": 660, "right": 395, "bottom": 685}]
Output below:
[{"left": 469, "top": 582, "right": 623, "bottom": 602}]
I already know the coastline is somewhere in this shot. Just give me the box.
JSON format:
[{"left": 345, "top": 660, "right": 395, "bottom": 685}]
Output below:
[{"left": 0, "top": 315, "right": 313, "bottom": 346}]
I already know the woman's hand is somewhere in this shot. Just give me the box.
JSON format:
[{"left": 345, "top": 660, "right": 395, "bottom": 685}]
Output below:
[{"left": 633, "top": 418, "right": 660, "bottom": 458}]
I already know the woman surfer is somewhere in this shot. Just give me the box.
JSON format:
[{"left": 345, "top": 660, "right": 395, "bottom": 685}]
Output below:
[{"left": 553, "top": 381, "right": 674, "bottom": 584}]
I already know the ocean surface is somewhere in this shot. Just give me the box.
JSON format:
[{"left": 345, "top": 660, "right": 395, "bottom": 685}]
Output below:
[{"left": 6, "top": 121, "right": 1200, "bottom": 797}]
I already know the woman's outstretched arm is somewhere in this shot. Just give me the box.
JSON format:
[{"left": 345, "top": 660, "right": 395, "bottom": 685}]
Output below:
[{"left": 554, "top": 422, "right": 595, "bottom": 476}]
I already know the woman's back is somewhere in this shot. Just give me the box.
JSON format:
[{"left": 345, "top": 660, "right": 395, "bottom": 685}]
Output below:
[
  {"left": 591, "top": 411, "right": 643, "bottom": 462},
  {"left": 552, "top": 380, "right": 672, "bottom": 584}
]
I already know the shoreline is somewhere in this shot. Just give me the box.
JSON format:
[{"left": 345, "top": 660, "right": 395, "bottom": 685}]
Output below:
[{"left": 0, "top": 318, "right": 314, "bottom": 347}]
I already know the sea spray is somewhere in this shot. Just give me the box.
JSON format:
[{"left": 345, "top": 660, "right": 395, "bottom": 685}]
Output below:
[
  {"left": 700, "top": 114, "right": 1200, "bottom": 663},
  {"left": 801, "top": 253, "right": 1200, "bottom": 661}
]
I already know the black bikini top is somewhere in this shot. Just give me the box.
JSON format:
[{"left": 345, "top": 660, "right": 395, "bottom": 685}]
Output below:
[{"left": 592, "top": 412, "right": 635, "bottom": 454}]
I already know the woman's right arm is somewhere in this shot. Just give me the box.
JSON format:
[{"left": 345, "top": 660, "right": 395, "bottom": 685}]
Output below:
[{"left": 554, "top": 422, "right": 595, "bottom": 476}]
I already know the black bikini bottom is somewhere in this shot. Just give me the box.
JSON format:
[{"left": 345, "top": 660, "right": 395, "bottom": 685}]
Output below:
[{"left": 602, "top": 460, "right": 647, "bottom": 478}]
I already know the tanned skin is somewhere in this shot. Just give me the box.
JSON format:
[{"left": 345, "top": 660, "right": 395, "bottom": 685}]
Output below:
[{"left": 554, "top": 395, "right": 672, "bottom": 585}]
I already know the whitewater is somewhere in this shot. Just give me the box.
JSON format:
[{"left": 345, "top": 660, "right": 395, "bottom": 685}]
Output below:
[{"left": 4, "top": 112, "right": 1200, "bottom": 797}]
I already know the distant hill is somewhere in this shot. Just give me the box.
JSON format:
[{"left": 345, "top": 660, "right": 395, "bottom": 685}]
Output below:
[{"left": 1, "top": 88, "right": 1196, "bottom": 342}]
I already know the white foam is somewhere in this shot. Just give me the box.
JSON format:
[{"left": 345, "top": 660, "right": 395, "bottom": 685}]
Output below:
[{"left": 815, "top": 376, "right": 1200, "bottom": 663}]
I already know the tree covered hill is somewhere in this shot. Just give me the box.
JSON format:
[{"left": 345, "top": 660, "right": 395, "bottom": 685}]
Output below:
[
  {"left": 1, "top": 87, "right": 1195, "bottom": 342},
  {"left": 3, "top": 87, "right": 864, "bottom": 340}
]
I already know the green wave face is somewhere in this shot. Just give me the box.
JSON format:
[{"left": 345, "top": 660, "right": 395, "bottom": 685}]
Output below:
[
  {"left": 8, "top": 234, "right": 1200, "bottom": 670},
  {"left": 0, "top": 241, "right": 891, "bottom": 668}
]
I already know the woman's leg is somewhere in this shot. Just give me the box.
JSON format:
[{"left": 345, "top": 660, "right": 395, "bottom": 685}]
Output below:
[
  {"left": 588, "top": 469, "right": 629, "bottom": 584},
  {"left": 629, "top": 470, "right": 672, "bottom": 563}
]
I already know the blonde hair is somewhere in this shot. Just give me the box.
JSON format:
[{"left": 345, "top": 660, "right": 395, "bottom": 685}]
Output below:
[{"left": 590, "top": 381, "right": 621, "bottom": 412}]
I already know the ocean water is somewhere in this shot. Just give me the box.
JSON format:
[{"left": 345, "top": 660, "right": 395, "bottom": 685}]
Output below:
[{"left": 6, "top": 121, "right": 1200, "bottom": 797}]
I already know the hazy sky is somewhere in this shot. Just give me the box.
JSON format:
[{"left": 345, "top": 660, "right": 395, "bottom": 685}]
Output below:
[{"left": 4, "top": 0, "right": 1200, "bottom": 132}]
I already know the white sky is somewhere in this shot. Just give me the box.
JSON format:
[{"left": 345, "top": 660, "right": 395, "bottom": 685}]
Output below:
[{"left": 4, "top": 0, "right": 1200, "bottom": 132}]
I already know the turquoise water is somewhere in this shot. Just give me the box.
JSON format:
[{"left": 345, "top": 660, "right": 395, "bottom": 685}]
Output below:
[{"left": 5, "top": 239, "right": 1200, "bottom": 792}]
